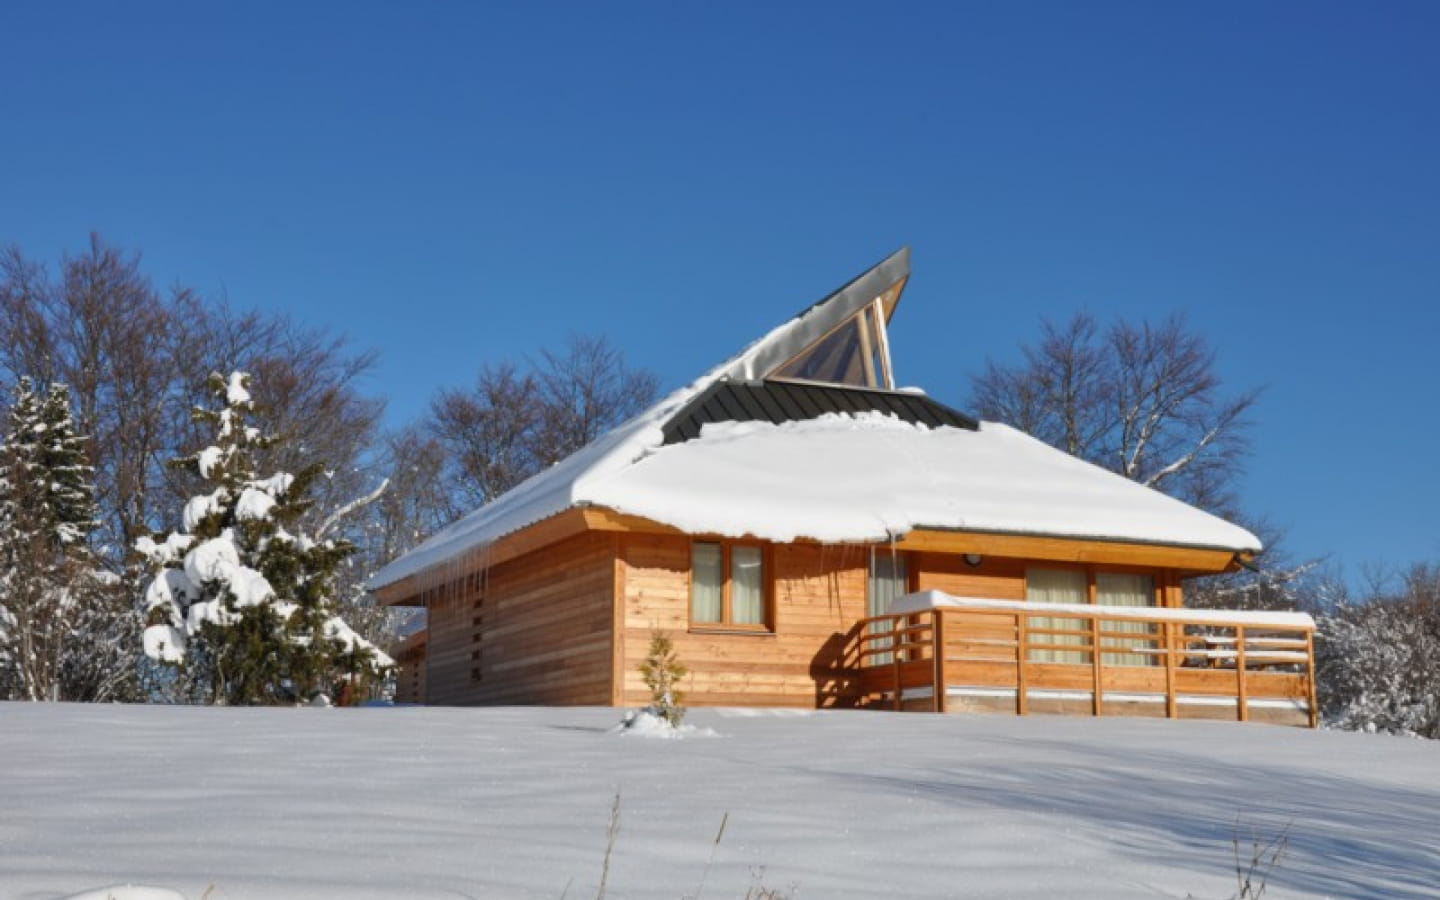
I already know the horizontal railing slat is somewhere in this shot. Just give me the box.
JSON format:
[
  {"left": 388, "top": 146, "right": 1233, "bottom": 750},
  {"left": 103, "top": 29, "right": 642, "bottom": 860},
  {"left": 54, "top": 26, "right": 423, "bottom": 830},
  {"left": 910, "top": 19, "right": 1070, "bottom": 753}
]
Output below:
[{"left": 855, "top": 599, "right": 1316, "bottom": 726}]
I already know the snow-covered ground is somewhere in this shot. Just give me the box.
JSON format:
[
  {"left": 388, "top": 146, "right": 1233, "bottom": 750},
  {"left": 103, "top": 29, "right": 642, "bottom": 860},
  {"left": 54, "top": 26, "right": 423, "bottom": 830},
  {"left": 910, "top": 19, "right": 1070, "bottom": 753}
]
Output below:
[{"left": 2, "top": 704, "right": 1436, "bottom": 900}]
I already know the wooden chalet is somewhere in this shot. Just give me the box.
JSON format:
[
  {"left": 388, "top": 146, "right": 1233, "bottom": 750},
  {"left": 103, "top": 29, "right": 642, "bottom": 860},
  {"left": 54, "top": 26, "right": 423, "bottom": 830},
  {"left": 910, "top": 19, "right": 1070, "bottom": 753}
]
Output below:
[{"left": 373, "top": 249, "right": 1317, "bottom": 726}]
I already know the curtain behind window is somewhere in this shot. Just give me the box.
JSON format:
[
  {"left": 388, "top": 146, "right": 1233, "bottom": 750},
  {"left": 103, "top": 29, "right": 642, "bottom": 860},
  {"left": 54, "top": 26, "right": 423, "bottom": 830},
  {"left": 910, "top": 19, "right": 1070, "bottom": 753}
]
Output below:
[
  {"left": 1097, "top": 573, "right": 1155, "bottom": 666},
  {"left": 731, "top": 546, "right": 764, "bottom": 625},
  {"left": 691, "top": 543, "right": 723, "bottom": 623},
  {"left": 868, "top": 551, "right": 908, "bottom": 665},
  {"left": 1026, "top": 568, "right": 1088, "bottom": 663}
]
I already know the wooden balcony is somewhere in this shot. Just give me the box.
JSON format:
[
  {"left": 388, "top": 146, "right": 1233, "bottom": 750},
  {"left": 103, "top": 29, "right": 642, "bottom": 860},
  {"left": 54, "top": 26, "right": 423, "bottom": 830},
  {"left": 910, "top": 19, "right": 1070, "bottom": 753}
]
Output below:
[{"left": 856, "top": 592, "right": 1318, "bottom": 727}]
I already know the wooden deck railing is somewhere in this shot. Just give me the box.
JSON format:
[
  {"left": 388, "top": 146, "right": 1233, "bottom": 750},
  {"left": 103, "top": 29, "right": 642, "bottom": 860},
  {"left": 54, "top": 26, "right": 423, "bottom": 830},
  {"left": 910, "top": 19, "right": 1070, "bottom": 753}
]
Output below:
[{"left": 856, "top": 594, "right": 1318, "bottom": 727}]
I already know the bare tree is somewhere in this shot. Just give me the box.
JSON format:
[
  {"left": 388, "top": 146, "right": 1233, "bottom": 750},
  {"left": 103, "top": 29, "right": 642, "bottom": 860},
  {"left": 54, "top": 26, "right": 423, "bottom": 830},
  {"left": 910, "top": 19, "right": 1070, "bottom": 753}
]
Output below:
[
  {"left": 430, "top": 334, "right": 658, "bottom": 507},
  {"left": 328, "top": 425, "right": 456, "bottom": 647},
  {"left": 532, "top": 335, "right": 660, "bottom": 467},
  {"left": 970, "top": 312, "right": 1319, "bottom": 611},
  {"left": 0, "top": 236, "right": 176, "bottom": 551},
  {"left": 1185, "top": 515, "right": 1321, "bottom": 613},
  {"left": 0, "top": 236, "right": 391, "bottom": 699},
  {"left": 971, "top": 312, "right": 1258, "bottom": 518},
  {"left": 162, "top": 292, "right": 385, "bottom": 536},
  {"left": 0, "top": 236, "right": 386, "bottom": 554},
  {"left": 431, "top": 362, "right": 541, "bottom": 510}
]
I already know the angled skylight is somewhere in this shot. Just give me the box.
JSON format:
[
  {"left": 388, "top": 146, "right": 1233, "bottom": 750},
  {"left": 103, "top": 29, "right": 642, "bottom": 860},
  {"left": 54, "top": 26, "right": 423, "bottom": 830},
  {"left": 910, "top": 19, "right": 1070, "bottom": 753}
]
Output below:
[{"left": 769, "top": 276, "right": 906, "bottom": 389}]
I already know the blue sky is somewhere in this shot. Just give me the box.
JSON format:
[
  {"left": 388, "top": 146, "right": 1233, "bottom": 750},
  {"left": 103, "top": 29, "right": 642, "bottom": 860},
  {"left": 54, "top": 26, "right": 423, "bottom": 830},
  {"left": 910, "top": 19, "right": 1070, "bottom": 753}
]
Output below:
[{"left": 2, "top": 2, "right": 1437, "bottom": 582}]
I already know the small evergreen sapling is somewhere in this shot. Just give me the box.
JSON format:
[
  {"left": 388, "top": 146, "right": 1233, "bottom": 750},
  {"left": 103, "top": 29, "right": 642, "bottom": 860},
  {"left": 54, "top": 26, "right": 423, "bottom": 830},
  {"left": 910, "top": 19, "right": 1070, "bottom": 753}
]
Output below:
[{"left": 638, "top": 630, "right": 687, "bottom": 726}]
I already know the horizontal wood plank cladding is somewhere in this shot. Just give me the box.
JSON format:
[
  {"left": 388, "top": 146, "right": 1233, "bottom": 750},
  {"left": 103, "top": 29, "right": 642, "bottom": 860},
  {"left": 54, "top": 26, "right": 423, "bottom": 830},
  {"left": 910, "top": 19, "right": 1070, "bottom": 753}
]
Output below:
[
  {"left": 897, "top": 529, "right": 1238, "bottom": 573},
  {"left": 395, "top": 654, "right": 427, "bottom": 704},
  {"left": 914, "top": 553, "right": 1027, "bottom": 600},
  {"left": 425, "top": 531, "right": 615, "bottom": 707},
  {"left": 619, "top": 536, "right": 869, "bottom": 708}
]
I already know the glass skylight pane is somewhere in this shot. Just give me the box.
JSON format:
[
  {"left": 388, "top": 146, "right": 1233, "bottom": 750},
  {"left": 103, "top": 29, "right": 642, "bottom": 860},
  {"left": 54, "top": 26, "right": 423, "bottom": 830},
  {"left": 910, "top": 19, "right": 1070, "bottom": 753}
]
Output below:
[{"left": 772, "top": 316, "right": 873, "bottom": 387}]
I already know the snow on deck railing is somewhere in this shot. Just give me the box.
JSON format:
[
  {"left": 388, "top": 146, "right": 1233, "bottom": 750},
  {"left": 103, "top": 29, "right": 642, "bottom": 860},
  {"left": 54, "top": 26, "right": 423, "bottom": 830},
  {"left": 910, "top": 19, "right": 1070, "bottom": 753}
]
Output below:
[
  {"left": 858, "top": 589, "right": 1319, "bottom": 727},
  {"left": 886, "top": 590, "right": 1315, "bottom": 630}
]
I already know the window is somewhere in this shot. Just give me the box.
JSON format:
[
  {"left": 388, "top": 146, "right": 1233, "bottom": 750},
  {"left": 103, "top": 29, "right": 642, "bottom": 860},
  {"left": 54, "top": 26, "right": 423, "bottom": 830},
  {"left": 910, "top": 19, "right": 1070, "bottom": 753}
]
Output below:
[
  {"left": 1025, "top": 568, "right": 1158, "bottom": 666},
  {"left": 1026, "top": 568, "right": 1089, "bottom": 664},
  {"left": 868, "top": 550, "right": 908, "bottom": 616},
  {"left": 1096, "top": 572, "right": 1156, "bottom": 666},
  {"left": 691, "top": 542, "right": 770, "bottom": 630},
  {"left": 770, "top": 297, "right": 895, "bottom": 389},
  {"left": 868, "top": 550, "right": 909, "bottom": 664}
]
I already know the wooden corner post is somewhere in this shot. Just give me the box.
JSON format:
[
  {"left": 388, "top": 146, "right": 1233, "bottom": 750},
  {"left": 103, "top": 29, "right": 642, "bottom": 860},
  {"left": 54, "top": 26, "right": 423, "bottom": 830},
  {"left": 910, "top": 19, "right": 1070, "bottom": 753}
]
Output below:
[{"left": 932, "top": 610, "right": 946, "bottom": 714}]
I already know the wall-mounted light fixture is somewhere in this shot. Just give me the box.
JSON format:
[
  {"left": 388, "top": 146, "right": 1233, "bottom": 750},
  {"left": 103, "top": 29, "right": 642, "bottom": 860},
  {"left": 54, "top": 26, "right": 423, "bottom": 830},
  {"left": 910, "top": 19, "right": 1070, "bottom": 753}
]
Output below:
[{"left": 963, "top": 553, "right": 983, "bottom": 568}]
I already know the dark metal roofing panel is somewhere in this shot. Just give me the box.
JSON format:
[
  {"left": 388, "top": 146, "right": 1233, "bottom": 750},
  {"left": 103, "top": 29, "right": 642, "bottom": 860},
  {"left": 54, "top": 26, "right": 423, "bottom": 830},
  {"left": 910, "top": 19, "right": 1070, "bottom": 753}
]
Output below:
[
  {"left": 785, "top": 382, "right": 826, "bottom": 419},
  {"left": 764, "top": 383, "right": 805, "bottom": 422},
  {"left": 748, "top": 385, "right": 789, "bottom": 423},
  {"left": 660, "top": 379, "right": 979, "bottom": 445}
]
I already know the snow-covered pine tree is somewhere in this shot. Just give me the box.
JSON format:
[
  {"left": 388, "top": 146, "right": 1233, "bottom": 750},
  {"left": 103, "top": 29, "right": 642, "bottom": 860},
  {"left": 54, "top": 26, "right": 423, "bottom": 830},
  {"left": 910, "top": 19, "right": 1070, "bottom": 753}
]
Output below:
[
  {"left": 38, "top": 382, "right": 100, "bottom": 544},
  {"left": 0, "top": 378, "right": 45, "bottom": 698},
  {"left": 139, "top": 371, "right": 391, "bottom": 705},
  {"left": 0, "top": 378, "right": 114, "bottom": 701}
]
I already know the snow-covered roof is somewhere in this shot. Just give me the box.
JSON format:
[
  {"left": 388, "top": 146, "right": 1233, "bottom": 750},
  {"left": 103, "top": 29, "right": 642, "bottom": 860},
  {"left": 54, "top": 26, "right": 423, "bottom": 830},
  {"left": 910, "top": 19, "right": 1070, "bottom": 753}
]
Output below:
[{"left": 370, "top": 250, "right": 1260, "bottom": 593}]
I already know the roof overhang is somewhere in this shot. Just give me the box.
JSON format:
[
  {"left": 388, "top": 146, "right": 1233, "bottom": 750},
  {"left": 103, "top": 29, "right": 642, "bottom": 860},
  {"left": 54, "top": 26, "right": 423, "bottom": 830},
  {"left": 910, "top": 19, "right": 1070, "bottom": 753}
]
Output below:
[{"left": 373, "top": 505, "right": 1248, "bottom": 606}]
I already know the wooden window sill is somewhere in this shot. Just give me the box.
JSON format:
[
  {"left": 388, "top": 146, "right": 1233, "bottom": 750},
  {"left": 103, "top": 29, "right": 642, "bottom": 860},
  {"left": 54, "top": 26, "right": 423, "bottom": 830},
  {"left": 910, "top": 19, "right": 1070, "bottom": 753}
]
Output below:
[{"left": 689, "top": 626, "right": 776, "bottom": 637}]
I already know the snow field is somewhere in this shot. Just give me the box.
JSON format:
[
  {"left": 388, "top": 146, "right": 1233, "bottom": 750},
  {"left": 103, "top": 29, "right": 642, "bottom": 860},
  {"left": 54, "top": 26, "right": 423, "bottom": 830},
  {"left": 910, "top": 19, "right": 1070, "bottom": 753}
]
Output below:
[{"left": 1, "top": 703, "right": 1436, "bottom": 900}]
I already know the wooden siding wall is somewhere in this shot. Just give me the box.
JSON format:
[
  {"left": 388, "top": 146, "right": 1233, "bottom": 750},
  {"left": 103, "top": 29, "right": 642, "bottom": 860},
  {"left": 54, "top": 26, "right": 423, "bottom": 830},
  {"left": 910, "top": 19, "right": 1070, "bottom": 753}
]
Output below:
[
  {"left": 914, "top": 553, "right": 1026, "bottom": 600},
  {"left": 393, "top": 643, "right": 427, "bottom": 704},
  {"left": 914, "top": 553, "right": 1184, "bottom": 608},
  {"left": 618, "top": 536, "right": 871, "bottom": 708},
  {"left": 618, "top": 538, "right": 1188, "bottom": 709},
  {"left": 421, "top": 531, "right": 616, "bottom": 706},
  {"left": 407, "top": 528, "right": 1192, "bottom": 710}
]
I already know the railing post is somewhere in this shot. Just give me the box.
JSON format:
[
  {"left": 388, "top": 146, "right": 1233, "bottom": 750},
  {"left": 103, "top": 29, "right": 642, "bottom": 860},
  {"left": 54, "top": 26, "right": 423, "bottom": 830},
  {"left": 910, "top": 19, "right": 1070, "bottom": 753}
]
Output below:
[
  {"left": 1016, "top": 611, "right": 1029, "bottom": 716},
  {"left": 1091, "top": 613, "right": 1104, "bottom": 716},
  {"left": 892, "top": 615, "right": 902, "bottom": 711},
  {"left": 933, "top": 610, "right": 946, "bottom": 714},
  {"left": 1236, "top": 624, "right": 1249, "bottom": 723},
  {"left": 1163, "top": 620, "right": 1178, "bottom": 720},
  {"left": 1306, "top": 629, "right": 1319, "bottom": 728}
]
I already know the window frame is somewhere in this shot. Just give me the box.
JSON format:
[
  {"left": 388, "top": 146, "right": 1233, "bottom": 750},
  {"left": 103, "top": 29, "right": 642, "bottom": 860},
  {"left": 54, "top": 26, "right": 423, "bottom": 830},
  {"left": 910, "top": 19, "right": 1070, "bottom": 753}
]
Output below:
[{"left": 688, "top": 540, "right": 775, "bottom": 634}]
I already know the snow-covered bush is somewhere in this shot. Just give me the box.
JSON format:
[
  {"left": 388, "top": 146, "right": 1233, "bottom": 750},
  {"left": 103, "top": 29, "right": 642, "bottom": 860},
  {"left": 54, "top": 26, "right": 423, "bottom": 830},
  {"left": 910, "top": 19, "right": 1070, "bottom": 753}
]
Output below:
[
  {"left": 1317, "top": 565, "right": 1440, "bottom": 738},
  {"left": 139, "top": 371, "right": 391, "bottom": 705}
]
